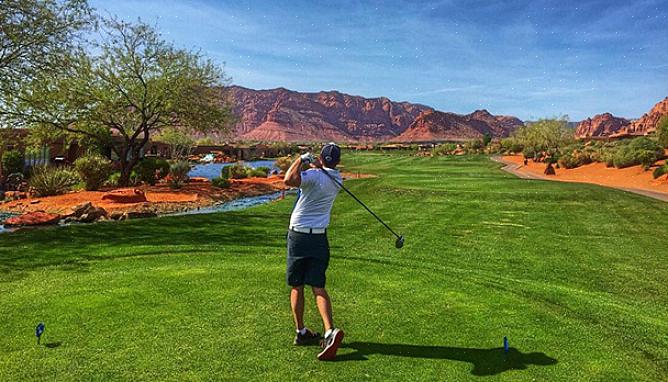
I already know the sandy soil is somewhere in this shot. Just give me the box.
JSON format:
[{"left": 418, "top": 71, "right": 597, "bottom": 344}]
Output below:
[
  {"left": 496, "top": 155, "right": 668, "bottom": 202},
  {"left": 1, "top": 176, "right": 288, "bottom": 216}
]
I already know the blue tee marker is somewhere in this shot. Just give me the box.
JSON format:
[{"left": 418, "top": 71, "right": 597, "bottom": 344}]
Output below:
[
  {"left": 35, "top": 323, "right": 45, "bottom": 345},
  {"left": 503, "top": 336, "right": 509, "bottom": 353}
]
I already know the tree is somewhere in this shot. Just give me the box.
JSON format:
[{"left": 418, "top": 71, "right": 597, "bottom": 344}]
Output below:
[
  {"left": 657, "top": 116, "right": 668, "bottom": 148},
  {"left": 510, "top": 117, "right": 573, "bottom": 155},
  {"left": 154, "top": 127, "right": 194, "bottom": 159},
  {"left": 16, "top": 18, "right": 234, "bottom": 185},
  {"left": 1, "top": 0, "right": 94, "bottom": 124},
  {"left": 482, "top": 132, "right": 492, "bottom": 147}
]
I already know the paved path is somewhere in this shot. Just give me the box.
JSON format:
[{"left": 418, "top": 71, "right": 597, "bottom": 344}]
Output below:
[{"left": 491, "top": 156, "right": 668, "bottom": 203}]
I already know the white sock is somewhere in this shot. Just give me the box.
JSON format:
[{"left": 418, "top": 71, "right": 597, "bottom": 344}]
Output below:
[
  {"left": 324, "top": 329, "right": 334, "bottom": 338},
  {"left": 297, "top": 328, "right": 307, "bottom": 335}
]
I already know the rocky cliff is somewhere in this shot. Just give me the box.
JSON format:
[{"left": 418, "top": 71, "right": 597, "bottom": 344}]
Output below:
[
  {"left": 395, "top": 109, "right": 524, "bottom": 142},
  {"left": 574, "top": 113, "right": 631, "bottom": 138},
  {"left": 575, "top": 97, "right": 668, "bottom": 138},
  {"left": 228, "top": 86, "right": 431, "bottom": 142}
]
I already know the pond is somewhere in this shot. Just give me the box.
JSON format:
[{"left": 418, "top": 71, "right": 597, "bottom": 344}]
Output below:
[
  {"left": 188, "top": 160, "right": 279, "bottom": 180},
  {"left": 167, "top": 190, "right": 295, "bottom": 217},
  {"left": 0, "top": 212, "right": 17, "bottom": 234}
]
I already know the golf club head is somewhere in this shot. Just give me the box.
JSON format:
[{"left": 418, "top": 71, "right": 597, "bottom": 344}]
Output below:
[{"left": 395, "top": 235, "right": 404, "bottom": 249}]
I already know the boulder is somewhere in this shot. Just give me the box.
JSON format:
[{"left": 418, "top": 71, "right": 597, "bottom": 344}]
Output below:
[
  {"left": 123, "top": 211, "right": 158, "bottom": 220},
  {"left": 68, "top": 202, "right": 108, "bottom": 222},
  {"left": 4, "top": 211, "right": 62, "bottom": 227},
  {"left": 101, "top": 189, "right": 147, "bottom": 204}
]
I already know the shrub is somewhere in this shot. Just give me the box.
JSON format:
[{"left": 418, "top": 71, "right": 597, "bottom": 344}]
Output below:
[
  {"left": 211, "top": 176, "right": 230, "bottom": 189},
  {"left": 74, "top": 155, "right": 113, "bottom": 191},
  {"left": 168, "top": 161, "right": 190, "bottom": 189},
  {"left": 135, "top": 158, "right": 171, "bottom": 185},
  {"left": 2, "top": 150, "right": 24, "bottom": 175},
  {"left": 222, "top": 163, "right": 249, "bottom": 179},
  {"left": 432, "top": 143, "right": 457, "bottom": 156},
  {"left": 657, "top": 116, "right": 668, "bottom": 148},
  {"left": 29, "top": 166, "right": 79, "bottom": 196},
  {"left": 653, "top": 164, "right": 668, "bottom": 179},
  {"left": 522, "top": 146, "right": 536, "bottom": 160},
  {"left": 5, "top": 173, "right": 26, "bottom": 191},
  {"left": 248, "top": 166, "right": 270, "bottom": 178},
  {"left": 274, "top": 156, "right": 293, "bottom": 173},
  {"left": 612, "top": 137, "right": 664, "bottom": 169}
]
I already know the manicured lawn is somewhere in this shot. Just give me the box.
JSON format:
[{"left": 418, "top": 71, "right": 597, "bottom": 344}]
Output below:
[{"left": 1, "top": 153, "right": 667, "bottom": 381}]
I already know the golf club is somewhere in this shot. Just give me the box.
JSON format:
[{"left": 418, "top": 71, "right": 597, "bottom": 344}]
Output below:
[{"left": 318, "top": 167, "right": 404, "bottom": 249}]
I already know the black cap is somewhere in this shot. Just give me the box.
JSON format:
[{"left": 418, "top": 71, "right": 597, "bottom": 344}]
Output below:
[{"left": 320, "top": 142, "right": 341, "bottom": 167}]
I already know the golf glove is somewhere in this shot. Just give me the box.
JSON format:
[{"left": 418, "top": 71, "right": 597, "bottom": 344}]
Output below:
[{"left": 300, "top": 152, "right": 315, "bottom": 165}]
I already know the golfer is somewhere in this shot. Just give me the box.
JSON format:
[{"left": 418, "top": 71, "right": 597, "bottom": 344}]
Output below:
[{"left": 283, "top": 143, "right": 344, "bottom": 361}]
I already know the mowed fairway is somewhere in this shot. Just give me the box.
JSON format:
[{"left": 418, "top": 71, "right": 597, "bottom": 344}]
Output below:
[{"left": 1, "top": 153, "right": 668, "bottom": 381}]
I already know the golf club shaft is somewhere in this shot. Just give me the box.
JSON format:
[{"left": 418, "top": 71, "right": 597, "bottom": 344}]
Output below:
[{"left": 319, "top": 168, "right": 401, "bottom": 239}]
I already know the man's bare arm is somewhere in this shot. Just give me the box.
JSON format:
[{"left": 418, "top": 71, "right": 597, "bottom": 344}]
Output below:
[{"left": 284, "top": 157, "right": 303, "bottom": 187}]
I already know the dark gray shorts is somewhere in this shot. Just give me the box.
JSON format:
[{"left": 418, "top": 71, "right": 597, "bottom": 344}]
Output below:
[{"left": 286, "top": 230, "right": 330, "bottom": 288}]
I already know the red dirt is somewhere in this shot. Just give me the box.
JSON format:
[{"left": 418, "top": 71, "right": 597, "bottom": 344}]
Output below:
[
  {"left": 1, "top": 177, "right": 288, "bottom": 216},
  {"left": 499, "top": 155, "right": 668, "bottom": 200}
]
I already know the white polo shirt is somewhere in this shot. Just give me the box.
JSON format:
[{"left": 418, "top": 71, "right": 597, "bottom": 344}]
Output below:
[{"left": 289, "top": 167, "right": 342, "bottom": 229}]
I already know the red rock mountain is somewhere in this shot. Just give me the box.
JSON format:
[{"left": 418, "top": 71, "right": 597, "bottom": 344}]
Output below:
[
  {"left": 575, "top": 97, "right": 668, "bottom": 138},
  {"left": 574, "top": 113, "right": 631, "bottom": 138},
  {"left": 228, "top": 86, "right": 431, "bottom": 142},
  {"left": 225, "top": 86, "right": 523, "bottom": 142},
  {"left": 395, "top": 109, "right": 524, "bottom": 142}
]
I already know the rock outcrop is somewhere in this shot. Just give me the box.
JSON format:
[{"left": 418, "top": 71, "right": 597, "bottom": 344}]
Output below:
[
  {"left": 395, "top": 109, "right": 523, "bottom": 142},
  {"left": 575, "top": 97, "right": 668, "bottom": 138},
  {"left": 575, "top": 113, "right": 631, "bottom": 138}
]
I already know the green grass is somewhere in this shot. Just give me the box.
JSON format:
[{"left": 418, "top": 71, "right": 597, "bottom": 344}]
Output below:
[{"left": 1, "top": 153, "right": 668, "bottom": 381}]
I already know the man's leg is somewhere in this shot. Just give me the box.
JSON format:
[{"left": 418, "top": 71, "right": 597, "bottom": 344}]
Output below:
[
  {"left": 312, "top": 287, "right": 333, "bottom": 331},
  {"left": 290, "top": 285, "right": 305, "bottom": 330}
]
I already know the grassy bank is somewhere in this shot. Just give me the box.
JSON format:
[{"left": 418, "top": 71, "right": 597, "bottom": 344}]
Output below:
[{"left": 1, "top": 153, "right": 667, "bottom": 381}]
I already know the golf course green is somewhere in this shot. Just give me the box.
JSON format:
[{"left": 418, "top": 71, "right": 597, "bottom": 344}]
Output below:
[{"left": 1, "top": 153, "right": 667, "bottom": 381}]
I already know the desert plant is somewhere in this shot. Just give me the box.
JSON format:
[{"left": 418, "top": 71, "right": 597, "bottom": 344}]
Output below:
[
  {"left": 135, "top": 158, "right": 170, "bottom": 185},
  {"left": 5, "top": 173, "right": 27, "bottom": 191},
  {"left": 612, "top": 137, "right": 664, "bottom": 169},
  {"left": 274, "top": 156, "right": 293, "bottom": 173},
  {"left": 652, "top": 164, "right": 668, "bottom": 180},
  {"left": 248, "top": 166, "right": 270, "bottom": 178},
  {"left": 74, "top": 155, "right": 113, "bottom": 190},
  {"left": 222, "top": 163, "right": 249, "bottom": 179},
  {"left": 211, "top": 176, "right": 230, "bottom": 189},
  {"left": 657, "top": 116, "right": 668, "bottom": 148},
  {"left": 168, "top": 161, "right": 190, "bottom": 189},
  {"left": 2, "top": 150, "right": 25, "bottom": 176},
  {"left": 29, "top": 166, "right": 79, "bottom": 196},
  {"left": 432, "top": 143, "right": 457, "bottom": 156}
]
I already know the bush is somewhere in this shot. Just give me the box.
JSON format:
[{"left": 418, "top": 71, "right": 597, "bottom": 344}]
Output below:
[
  {"left": 74, "top": 155, "right": 113, "bottom": 190},
  {"left": 248, "top": 166, "right": 270, "bottom": 178},
  {"left": 5, "top": 173, "right": 26, "bottom": 191},
  {"left": 2, "top": 150, "right": 24, "bottom": 175},
  {"left": 29, "top": 166, "right": 79, "bottom": 196},
  {"left": 653, "top": 164, "right": 668, "bottom": 179},
  {"left": 274, "top": 156, "right": 293, "bottom": 173},
  {"left": 211, "top": 176, "right": 230, "bottom": 189},
  {"left": 168, "top": 161, "right": 190, "bottom": 189},
  {"left": 222, "top": 163, "right": 249, "bottom": 179},
  {"left": 612, "top": 137, "right": 664, "bottom": 169},
  {"left": 657, "top": 116, "right": 668, "bottom": 148},
  {"left": 135, "top": 158, "right": 171, "bottom": 185},
  {"left": 432, "top": 143, "right": 457, "bottom": 156}
]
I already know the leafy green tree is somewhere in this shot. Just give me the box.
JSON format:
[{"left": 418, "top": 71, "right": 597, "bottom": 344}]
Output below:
[
  {"left": 657, "top": 116, "right": 668, "bottom": 148},
  {"left": 510, "top": 117, "right": 573, "bottom": 158},
  {"left": 0, "top": 0, "right": 94, "bottom": 124},
  {"left": 16, "top": 18, "right": 234, "bottom": 185},
  {"left": 482, "top": 132, "right": 492, "bottom": 147}
]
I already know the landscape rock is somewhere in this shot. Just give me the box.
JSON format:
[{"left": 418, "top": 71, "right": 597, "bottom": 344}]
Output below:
[
  {"left": 101, "top": 189, "right": 147, "bottom": 204},
  {"left": 123, "top": 211, "right": 158, "bottom": 220},
  {"left": 4, "top": 211, "right": 62, "bottom": 227}
]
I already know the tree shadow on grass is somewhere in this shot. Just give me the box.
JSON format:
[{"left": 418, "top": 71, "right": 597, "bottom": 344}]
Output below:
[
  {"left": 0, "top": 211, "right": 290, "bottom": 280},
  {"left": 337, "top": 342, "right": 557, "bottom": 376}
]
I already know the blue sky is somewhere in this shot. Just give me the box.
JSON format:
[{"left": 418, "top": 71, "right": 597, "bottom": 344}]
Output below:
[{"left": 90, "top": 0, "right": 668, "bottom": 120}]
